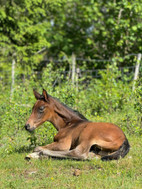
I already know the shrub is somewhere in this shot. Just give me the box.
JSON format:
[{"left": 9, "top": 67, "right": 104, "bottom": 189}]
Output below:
[{"left": 0, "top": 64, "right": 141, "bottom": 156}]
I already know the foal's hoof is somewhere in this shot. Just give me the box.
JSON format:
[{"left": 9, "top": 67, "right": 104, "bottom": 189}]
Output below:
[
  {"left": 25, "top": 152, "right": 41, "bottom": 160},
  {"left": 25, "top": 156, "right": 31, "bottom": 161}
]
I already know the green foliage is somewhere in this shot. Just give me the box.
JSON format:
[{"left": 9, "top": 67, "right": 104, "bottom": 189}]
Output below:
[
  {"left": 0, "top": 0, "right": 59, "bottom": 68},
  {"left": 0, "top": 65, "right": 141, "bottom": 156},
  {"left": 76, "top": 64, "right": 122, "bottom": 114},
  {"left": 0, "top": 2, "right": 141, "bottom": 187},
  {"left": 46, "top": 0, "right": 142, "bottom": 68},
  {"left": 1, "top": 0, "right": 142, "bottom": 71},
  {"left": 133, "top": 78, "right": 142, "bottom": 113},
  {"left": 77, "top": 64, "right": 142, "bottom": 135}
]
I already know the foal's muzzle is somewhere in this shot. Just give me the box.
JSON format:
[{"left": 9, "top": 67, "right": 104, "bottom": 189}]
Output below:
[{"left": 25, "top": 124, "right": 34, "bottom": 132}]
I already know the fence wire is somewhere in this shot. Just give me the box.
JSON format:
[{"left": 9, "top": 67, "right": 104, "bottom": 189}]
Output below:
[
  {"left": 0, "top": 53, "right": 142, "bottom": 89},
  {"left": 0, "top": 65, "right": 141, "bottom": 88}
]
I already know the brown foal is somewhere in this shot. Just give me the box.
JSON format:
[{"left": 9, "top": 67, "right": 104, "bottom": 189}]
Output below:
[{"left": 25, "top": 89, "right": 130, "bottom": 161}]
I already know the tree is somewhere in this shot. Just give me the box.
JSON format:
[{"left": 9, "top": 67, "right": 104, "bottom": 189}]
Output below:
[
  {"left": 1, "top": 0, "right": 142, "bottom": 72},
  {"left": 46, "top": 0, "right": 142, "bottom": 68},
  {"left": 0, "top": 0, "right": 65, "bottom": 69}
]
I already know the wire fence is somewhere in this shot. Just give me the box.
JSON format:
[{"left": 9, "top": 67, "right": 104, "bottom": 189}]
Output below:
[
  {"left": 0, "top": 54, "right": 142, "bottom": 92},
  {"left": 0, "top": 65, "right": 141, "bottom": 88}
]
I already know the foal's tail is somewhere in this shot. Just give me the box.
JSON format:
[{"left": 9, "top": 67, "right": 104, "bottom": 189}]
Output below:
[{"left": 101, "top": 138, "right": 130, "bottom": 161}]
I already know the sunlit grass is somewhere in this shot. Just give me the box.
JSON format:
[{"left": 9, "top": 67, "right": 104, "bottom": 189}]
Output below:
[{"left": 0, "top": 136, "right": 141, "bottom": 189}]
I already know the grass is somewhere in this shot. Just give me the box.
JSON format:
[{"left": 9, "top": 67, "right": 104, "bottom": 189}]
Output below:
[{"left": 0, "top": 135, "right": 141, "bottom": 189}]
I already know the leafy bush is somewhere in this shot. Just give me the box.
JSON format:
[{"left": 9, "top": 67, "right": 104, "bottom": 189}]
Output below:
[
  {"left": 0, "top": 65, "right": 142, "bottom": 156},
  {"left": 76, "top": 64, "right": 129, "bottom": 114},
  {"left": 76, "top": 64, "right": 142, "bottom": 135}
]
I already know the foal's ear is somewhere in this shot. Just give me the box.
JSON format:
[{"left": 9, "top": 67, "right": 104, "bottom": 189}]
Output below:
[
  {"left": 42, "top": 89, "right": 49, "bottom": 102},
  {"left": 33, "top": 89, "right": 41, "bottom": 100}
]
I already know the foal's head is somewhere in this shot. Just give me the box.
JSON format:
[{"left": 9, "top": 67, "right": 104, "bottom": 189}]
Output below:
[{"left": 25, "top": 89, "right": 53, "bottom": 132}]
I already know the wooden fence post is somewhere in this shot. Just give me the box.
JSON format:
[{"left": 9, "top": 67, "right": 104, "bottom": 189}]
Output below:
[
  {"left": 132, "top": 53, "right": 142, "bottom": 91},
  {"left": 71, "top": 53, "right": 76, "bottom": 85},
  {"left": 10, "top": 57, "right": 16, "bottom": 100},
  {"left": 76, "top": 67, "right": 80, "bottom": 91}
]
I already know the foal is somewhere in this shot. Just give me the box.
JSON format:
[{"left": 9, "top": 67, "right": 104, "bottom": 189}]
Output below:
[{"left": 25, "top": 89, "right": 130, "bottom": 161}]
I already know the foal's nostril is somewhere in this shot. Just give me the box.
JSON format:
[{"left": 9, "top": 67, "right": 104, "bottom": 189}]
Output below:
[{"left": 25, "top": 124, "right": 30, "bottom": 131}]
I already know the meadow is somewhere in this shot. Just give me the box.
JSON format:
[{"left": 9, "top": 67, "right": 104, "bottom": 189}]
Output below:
[
  {"left": 1, "top": 0, "right": 142, "bottom": 188},
  {"left": 0, "top": 136, "right": 141, "bottom": 189},
  {"left": 0, "top": 67, "right": 142, "bottom": 189}
]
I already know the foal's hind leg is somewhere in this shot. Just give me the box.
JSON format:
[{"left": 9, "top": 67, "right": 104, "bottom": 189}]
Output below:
[
  {"left": 27, "top": 142, "right": 91, "bottom": 160},
  {"left": 41, "top": 144, "right": 89, "bottom": 160}
]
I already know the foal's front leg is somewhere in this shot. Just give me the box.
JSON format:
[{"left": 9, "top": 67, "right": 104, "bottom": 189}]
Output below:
[{"left": 25, "top": 141, "right": 71, "bottom": 160}]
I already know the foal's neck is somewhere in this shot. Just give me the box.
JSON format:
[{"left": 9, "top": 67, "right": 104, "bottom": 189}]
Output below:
[
  {"left": 49, "top": 96, "right": 86, "bottom": 131},
  {"left": 50, "top": 113, "right": 66, "bottom": 131}
]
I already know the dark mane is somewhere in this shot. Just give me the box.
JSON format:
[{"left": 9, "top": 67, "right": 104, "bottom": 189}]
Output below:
[
  {"left": 52, "top": 96, "right": 88, "bottom": 121},
  {"left": 60, "top": 101, "right": 88, "bottom": 121}
]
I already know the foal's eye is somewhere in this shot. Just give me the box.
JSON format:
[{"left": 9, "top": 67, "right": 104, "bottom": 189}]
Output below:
[{"left": 38, "top": 106, "right": 45, "bottom": 113}]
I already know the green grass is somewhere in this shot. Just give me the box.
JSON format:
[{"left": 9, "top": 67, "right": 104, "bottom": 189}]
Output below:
[{"left": 0, "top": 136, "right": 141, "bottom": 189}]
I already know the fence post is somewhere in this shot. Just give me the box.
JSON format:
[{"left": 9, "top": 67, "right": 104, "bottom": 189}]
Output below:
[
  {"left": 10, "top": 57, "right": 16, "bottom": 100},
  {"left": 71, "top": 53, "right": 76, "bottom": 85},
  {"left": 76, "top": 67, "right": 80, "bottom": 91},
  {"left": 132, "top": 53, "right": 142, "bottom": 91}
]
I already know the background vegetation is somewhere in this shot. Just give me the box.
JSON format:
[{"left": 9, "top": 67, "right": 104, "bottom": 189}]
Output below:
[
  {"left": 0, "top": 0, "right": 142, "bottom": 188},
  {"left": 1, "top": 0, "right": 142, "bottom": 70}
]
